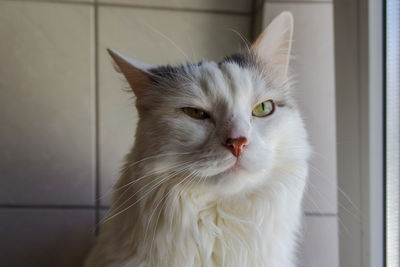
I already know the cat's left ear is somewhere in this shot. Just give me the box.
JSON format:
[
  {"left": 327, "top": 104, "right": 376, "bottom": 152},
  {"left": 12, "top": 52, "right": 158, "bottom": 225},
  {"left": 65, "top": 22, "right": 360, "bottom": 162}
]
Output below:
[
  {"left": 107, "top": 48, "right": 155, "bottom": 98},
  {"left": 251, "top": 11, "right": 293, "bottom": 82}
]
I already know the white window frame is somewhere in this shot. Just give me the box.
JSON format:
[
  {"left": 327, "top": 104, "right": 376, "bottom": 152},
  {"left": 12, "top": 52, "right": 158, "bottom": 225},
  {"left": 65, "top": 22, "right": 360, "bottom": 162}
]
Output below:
[{"left": 386, "top": 0, "right": 400, "bottom": 266}]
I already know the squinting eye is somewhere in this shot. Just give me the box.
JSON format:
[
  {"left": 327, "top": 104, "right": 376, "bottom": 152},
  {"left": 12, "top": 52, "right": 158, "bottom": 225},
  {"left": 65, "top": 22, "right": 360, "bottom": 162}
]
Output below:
[
  {"left": 182, "top": 107, "right": 209, "bottom": 120},
  {"left": 252, "top": 100, "right": 275, "bottom": 117}
]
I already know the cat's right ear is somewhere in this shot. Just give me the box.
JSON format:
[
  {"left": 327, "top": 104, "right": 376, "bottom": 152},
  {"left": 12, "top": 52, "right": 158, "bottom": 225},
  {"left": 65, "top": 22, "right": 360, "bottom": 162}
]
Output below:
[
  {"left": 107, "top": 48, "right": 155, "bottom": 97},
  {"left": 251, "top": 12, "right": 293, "bottom": 84}
]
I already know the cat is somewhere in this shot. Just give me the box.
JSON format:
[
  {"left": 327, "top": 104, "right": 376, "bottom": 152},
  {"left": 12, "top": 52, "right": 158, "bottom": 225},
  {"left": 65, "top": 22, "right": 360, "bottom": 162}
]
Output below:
[{"left": 85, "top": 11, "right": 311, "bottom": 267}]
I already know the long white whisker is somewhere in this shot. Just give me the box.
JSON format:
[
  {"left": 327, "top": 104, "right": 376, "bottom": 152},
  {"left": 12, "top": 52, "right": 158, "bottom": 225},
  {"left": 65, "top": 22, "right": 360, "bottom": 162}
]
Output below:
[
  {"left": 104, "top": 165, "right": 194, "bottom": 223},
  {"left": 137, "top": 19, "right": 189, "bottom": 60},
  {"left": 99, "top": 152, "right": 200, "bottom": 201},
  {"left": 149, "top": 170, "right": 199, "bottom": 253},
  {"left": 106, "top": 160, "right": 194, "bottom": 201},
  {"left": 227, "top": 28, "right": 251, "bottom": 53},
  {"left": 125, "top": 151, "right": 200, "bottom": 170},
  {"left": 279, "top": 169, "right": 352, "bottom": 236},
  {"left": 308, "top": 164, "right": 360, "bottom": 213},
  {"left": 144, "top": 169, "right": 194, "bottom": 237},
  {"left": 274, "top": 151, "right": 360, "bottom": 215}
]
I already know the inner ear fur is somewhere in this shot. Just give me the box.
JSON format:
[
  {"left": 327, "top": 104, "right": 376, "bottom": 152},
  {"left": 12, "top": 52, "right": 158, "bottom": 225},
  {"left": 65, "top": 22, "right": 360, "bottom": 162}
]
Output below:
[
  {"left": 107, "top": 48, "right": 154, "bottom": 98},
  {"left": 251, "top": 11, "right": 294, "bottom": 82}
]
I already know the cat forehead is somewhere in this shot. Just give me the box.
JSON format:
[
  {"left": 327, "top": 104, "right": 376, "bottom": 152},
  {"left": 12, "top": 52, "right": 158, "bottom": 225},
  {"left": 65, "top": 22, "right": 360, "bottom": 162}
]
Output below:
[
  {"left": 148, "top": 52, "right": 267, "bottom": 100},
  {"left": 149, "top": 53, "right": 257, "bottom": 79}
]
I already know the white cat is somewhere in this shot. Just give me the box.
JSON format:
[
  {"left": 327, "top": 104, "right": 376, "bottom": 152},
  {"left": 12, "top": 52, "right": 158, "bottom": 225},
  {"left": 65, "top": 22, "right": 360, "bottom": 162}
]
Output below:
[{"left": 85, "top": 12, "right": 311, "bottom": 267}]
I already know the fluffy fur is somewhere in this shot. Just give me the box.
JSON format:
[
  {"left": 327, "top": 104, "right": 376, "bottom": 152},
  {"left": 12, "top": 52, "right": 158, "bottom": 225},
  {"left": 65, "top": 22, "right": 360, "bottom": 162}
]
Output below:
[{"left": 85, "top": 12, "right": 311, "bottom": 267}]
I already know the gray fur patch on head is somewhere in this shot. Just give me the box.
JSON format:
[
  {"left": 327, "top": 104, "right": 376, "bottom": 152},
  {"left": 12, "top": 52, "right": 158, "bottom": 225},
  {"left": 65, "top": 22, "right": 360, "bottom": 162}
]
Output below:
[
  {"left": 147, "top": 52, "right": 260, "bottom": 85},
  {"left": 148, "top": 52, "right": 258, "bottom": 79},
  {"left": 148, "top": 65, "right": 188, "bottom": 84}
]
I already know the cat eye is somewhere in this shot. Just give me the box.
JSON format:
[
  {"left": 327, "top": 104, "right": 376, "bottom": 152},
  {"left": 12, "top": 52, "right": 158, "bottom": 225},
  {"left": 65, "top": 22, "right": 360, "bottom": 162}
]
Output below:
[
  {"left": 252, "top": 100, "right": 275, "bottom": 117},
  {"left": 182, "top": 107, "right": 209, "bottom": 120}
]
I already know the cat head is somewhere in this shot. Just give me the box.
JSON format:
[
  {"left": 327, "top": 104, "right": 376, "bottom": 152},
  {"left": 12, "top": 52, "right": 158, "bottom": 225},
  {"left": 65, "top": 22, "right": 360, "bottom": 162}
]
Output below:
[{"left": 109, "top": 12, "right": 310, "bottom": 195}]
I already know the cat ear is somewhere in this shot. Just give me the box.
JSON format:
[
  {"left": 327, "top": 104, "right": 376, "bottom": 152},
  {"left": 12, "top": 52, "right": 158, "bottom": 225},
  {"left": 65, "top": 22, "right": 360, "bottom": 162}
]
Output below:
[
  {"left": 107, "top": 48, "right": 155, "bottom": 97},
  {"left": 251, "top": 11, "right": 293, "bottom": 81}
]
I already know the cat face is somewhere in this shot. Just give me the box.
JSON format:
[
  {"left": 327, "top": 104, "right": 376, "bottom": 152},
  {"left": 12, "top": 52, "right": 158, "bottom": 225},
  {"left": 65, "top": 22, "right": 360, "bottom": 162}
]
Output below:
[{"left": 109, "top": 12, "right": 310, "bottom": 194}]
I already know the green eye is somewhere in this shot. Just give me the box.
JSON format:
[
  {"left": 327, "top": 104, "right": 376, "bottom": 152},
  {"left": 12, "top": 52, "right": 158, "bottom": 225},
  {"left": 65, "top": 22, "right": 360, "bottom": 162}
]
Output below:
[
  {"left": 182, "top": 107, "right": 209, "bottom": 119},
  {"left": 252, "top": 100, "right": 275, "bottom": 117}
]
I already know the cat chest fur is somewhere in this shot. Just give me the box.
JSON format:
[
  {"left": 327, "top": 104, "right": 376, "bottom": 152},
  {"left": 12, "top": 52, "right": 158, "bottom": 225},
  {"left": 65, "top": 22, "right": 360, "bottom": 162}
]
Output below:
[{"left": 118, "top": 176, "right": 305, "bottom": 267}]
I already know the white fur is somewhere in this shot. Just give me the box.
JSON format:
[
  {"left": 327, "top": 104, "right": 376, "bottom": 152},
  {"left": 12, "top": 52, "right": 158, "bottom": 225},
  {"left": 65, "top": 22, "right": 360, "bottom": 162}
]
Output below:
[{"left": 85, "top": 12, "right": 310, "bottom": 267}]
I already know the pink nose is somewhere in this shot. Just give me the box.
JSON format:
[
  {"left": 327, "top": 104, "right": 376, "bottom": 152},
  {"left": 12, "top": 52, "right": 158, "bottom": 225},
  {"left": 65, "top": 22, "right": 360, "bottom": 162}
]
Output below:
[{"left": 224, "top": 137, "right": 248, "bottom": 157}]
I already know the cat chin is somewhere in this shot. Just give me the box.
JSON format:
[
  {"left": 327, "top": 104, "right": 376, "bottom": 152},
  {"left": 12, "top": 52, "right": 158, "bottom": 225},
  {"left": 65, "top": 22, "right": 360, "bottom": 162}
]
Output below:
[
  {"left": 198, "top": 162, "right": 270, "bottom": 196},
  {"left": 189, "top": 150, "right": 275, "bottom": 195}
]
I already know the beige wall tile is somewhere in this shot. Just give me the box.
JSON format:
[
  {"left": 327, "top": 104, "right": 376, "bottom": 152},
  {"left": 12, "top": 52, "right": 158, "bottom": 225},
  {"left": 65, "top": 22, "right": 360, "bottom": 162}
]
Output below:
[
  {"left": 262, "top": 3, "right": 338, "bottom": 214},
  {"left": 98, "top": 6, "right": 251, "bottom": 205},
  {"left": 0, "top": 208, "right": 95, "bottom": 267},
  {"left": 99, "top": 0, "right": 252, "bottom": 13},
  {"left": 0, "top": 2, "right": 95, "bottom": 205},
  {"left": 255, "top": 0, "right": 332, "bottom": 13},
  {"left": 264, "top": 0, "right": 331, "bottom": 2},
  {"left": 299, "top": 215, "right": 339, "bottom": 267},
  {"left": 2, "top": 0, "right": 94, "bottom": 2}
]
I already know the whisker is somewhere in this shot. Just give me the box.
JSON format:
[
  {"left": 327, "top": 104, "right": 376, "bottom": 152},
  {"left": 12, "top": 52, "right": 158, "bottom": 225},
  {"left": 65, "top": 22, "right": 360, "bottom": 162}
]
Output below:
[
  {"left": 148, "top": 170, "right": 199, "bottom": 253},
  {"left": 99, "top": 152, "right": 199, "bottom": 201},
  {"left": 104, "top": 165, "right": 194, "bottom": 223},
  {"left": 279, "top": 169, "right": 352, "bottom": 236},
  {"left": 227, "top": 28, "right": 251, "bottom": 53},
  {"left": 105, "top": 160, "right": 194, "bottom": 201},
  {"left": 274, "top": 150, "right": 360, "bottom": 216},
  {"left": 121, "top": 150, "right": 201, "bottom": 174},
  {"left": 136, "top": 19, "right": 189, "bottom": 61},
  {"left": 308, "top": 164, "right": 360, "bottom": 213},
  {"left": 145, "top": 169, "right": 194, "bottom": 234}
]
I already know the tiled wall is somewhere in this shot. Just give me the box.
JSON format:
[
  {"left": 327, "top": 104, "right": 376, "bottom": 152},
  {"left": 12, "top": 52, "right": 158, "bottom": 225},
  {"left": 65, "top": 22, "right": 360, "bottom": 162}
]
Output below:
[{"left": 0, "top": 0, "right": 338, "bottom": 266}]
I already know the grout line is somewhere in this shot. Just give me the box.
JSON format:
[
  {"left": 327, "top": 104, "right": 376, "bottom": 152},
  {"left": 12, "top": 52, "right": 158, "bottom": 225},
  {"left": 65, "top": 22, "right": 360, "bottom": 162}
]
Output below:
[
  {"left": 249, "top": 0, "right": 257, "bottom": 42},
  {"left": 254, "top": 1, "right": 263, "bottom": 11},
  {"left": 0, "top": 205, "right": 338, "bottom": 217},
  {"left": 94, "top": 0, "right": 100, "bottom": 235},
  {"left": 94, "top": 206, "right": 337, "bottom": 217},
  {"left": 97, "top": 3, "right": 251, "bottom": 16},
  {"left": 0, "top": 204, "right": 96, "bottom": 209},
  {"left": 304, "top": 212, "right": 338, "bottom": 217},
  {"left": 0, "top": 0, "right": 251, "bottom": 16}
]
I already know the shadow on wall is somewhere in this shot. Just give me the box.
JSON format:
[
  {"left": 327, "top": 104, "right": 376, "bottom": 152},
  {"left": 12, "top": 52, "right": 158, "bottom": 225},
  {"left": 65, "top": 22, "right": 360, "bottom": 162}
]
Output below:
[{"left": 0, "top": 209, "right": 95, "bottom": 267}]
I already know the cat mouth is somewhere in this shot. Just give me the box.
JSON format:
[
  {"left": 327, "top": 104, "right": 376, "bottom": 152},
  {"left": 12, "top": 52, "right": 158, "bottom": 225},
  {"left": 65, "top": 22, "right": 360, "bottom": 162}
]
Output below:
[{"left": 213, "top": 159, "right": 243, "bottom": 178}]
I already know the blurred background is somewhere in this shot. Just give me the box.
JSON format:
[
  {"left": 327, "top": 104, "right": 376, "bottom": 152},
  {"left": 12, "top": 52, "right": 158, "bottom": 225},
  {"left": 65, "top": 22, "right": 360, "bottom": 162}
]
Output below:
[{"left": 0, "top": 0, "right": 396, "bottom": 267}]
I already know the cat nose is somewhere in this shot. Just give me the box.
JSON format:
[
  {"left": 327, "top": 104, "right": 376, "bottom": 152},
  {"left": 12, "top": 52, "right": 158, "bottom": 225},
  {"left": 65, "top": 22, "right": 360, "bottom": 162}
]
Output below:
[{"left": 224, "top": 137, "right": 248, "bottom": 157}]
